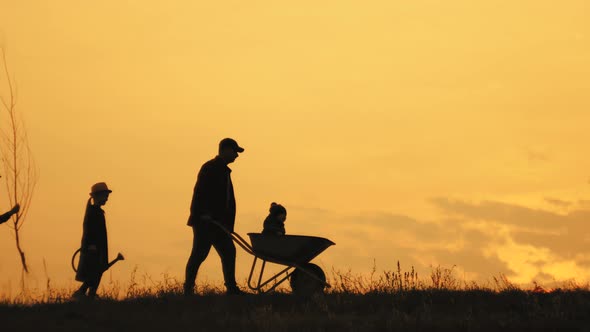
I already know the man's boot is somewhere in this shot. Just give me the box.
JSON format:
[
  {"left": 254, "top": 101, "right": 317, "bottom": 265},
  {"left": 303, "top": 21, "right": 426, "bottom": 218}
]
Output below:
[
  {"left": 183, "top": 283, "right": 195, "bottom": 296},
  {"left": 225, "top": 285, "right": 245, "bottom": 296}
]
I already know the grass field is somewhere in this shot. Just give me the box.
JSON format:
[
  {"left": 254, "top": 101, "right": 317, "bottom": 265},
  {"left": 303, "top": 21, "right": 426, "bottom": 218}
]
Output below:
[{"left": 2, "top": 264, "right": 590, "bottom": 331}]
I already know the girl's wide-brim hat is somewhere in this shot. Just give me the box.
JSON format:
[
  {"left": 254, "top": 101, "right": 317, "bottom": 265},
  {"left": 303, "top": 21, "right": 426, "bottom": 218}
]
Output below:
[{"left": 90, "top": 182, "right": 113, "bottom": 195}]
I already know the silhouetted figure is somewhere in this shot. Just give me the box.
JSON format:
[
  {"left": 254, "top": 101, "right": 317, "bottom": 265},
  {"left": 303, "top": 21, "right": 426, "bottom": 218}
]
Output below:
[
  {"left": 184, "top": 138, "right": 245, "bottom": 296},
  {"left": 72, "top": 182, "right": 112, "bottom": 300},
  {"left": 0, "top": 204, "right": 19, "bottom": 225},
  {"left": 262, "top": 203, "right": 287, "bottom": 236}
]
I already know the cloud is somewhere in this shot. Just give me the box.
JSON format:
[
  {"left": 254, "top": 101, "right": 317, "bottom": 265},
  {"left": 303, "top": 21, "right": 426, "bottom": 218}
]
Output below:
[
  {"left": 430, "top": 197, "right": 590, "bottom": 282},
  {"left": 432, "top": 198, "right": 555, "bottom": 228},
  {"left": 322, "top": 211, "right": 513, "bottom": 281},
  {"left": 289, "top": 205, "right": 332, "bottom": 216},
  {"left": 544, "top": 197, "right": 572, "bottom": 209},
  {"left": 298, "top": 197, "right": 590, "bottom": 283},
  {"left": 525, "top": 147, "right": 549, "bottom": 163}
]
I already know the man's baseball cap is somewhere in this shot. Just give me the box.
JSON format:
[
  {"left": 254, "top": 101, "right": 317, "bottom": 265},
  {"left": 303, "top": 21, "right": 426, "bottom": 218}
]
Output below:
[{"left": 219, "top": 138, "right": 245, "bottom": 153}]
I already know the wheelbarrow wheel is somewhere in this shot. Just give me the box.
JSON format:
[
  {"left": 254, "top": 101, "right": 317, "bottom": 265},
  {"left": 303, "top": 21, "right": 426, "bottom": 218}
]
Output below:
[{"left": 290, "top": 263, "right": 326, "bottom": 296}]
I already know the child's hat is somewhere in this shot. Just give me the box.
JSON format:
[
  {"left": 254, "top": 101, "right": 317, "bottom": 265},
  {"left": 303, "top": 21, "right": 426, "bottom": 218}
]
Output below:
[
  {"left": 269, "top": 202, "right": 287, "bottom": 216},
  {"left": 90, "top": 182, "right": 112, "bottom": 195}
]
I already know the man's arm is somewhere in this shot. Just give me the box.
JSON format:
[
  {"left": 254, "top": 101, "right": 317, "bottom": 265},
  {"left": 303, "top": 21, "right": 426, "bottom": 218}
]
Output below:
[
  {"left": 191, "top": 164, "right": 215, "bottom": 218},
  {"left": 192, "top": 163, "right": 227, "bottom": 222}
]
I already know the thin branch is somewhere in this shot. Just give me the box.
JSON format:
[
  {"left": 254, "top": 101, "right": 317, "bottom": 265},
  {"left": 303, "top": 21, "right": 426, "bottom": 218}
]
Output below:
[{"left": 0, "top": 47, "right": 36, "bottom": 277}]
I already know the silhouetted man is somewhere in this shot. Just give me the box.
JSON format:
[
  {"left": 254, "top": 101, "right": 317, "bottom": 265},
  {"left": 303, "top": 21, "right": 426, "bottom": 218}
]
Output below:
[
  {"left": 0, "top": 204, "right": 19, "bottom": 225},
  {"left": 184, "top": 138, "right": 245, "bottom": 296}
]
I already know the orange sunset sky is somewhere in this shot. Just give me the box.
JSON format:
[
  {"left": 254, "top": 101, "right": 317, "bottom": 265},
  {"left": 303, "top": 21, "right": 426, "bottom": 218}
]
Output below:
[{"left": 1, "top": 1, "right": 589, "bottom": 293}]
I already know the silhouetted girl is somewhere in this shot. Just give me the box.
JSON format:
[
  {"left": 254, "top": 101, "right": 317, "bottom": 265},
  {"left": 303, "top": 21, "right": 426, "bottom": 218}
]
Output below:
[{"left": 73, "top": 182, "right": 112, "bottom": 299}]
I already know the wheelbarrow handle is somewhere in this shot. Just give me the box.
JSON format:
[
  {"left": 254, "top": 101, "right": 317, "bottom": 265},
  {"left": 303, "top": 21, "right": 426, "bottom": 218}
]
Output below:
[{"left": 208, "top": 219, "right": 256, "bottom": 256}]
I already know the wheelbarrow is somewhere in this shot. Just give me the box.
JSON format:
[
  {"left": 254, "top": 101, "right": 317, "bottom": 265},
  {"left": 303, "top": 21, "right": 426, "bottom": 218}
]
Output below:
[{"left": 209, "top": 219, "right": 335, "bottom": 295}]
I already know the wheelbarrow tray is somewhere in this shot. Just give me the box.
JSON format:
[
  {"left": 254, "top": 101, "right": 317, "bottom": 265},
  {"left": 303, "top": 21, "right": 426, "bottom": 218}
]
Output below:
[{"left": 247, "top": 233, "right": 335, "bottom": 265}]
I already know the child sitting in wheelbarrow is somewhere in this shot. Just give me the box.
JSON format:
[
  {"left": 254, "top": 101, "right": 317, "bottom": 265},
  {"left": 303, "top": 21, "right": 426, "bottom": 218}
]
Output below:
[{"left": 262, "top": 202, "right": 287, "bottom": 235}]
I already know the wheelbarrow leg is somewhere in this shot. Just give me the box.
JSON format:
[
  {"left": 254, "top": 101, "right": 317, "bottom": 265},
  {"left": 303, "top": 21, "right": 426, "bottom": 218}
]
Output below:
[
  {"left": 257, "top": 260, "right": 267, "bottom": 291},
  {"left": 248, "top": 256, "right": 260, "bottom": 291},
  {"left": 247, "top": 256, "right": 296, "bottom": 293}
]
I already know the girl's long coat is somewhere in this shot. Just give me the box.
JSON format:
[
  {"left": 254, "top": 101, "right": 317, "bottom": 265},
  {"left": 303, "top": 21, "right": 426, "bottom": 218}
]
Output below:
[{"left": 75, "top": 201, "right": 109, "bottom": 282}]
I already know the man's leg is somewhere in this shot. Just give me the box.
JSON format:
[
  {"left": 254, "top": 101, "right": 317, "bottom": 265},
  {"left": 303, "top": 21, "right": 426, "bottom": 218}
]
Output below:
[
  {"left": 184, "top": 226, "right": 212, "bottom": 295},
  {"left": 212, "top": 231, "right": 239, "bottom": 293}
]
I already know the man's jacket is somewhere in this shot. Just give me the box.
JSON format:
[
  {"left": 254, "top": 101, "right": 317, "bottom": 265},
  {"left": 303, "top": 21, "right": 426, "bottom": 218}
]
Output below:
[{"left": 187, "top": 156, "right": 237, "bottom": 231}]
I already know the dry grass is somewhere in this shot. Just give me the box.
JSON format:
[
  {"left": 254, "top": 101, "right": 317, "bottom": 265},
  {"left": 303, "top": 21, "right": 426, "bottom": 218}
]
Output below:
[{"left": 1, "top": 262, "right": 590, "bottom": 331}]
